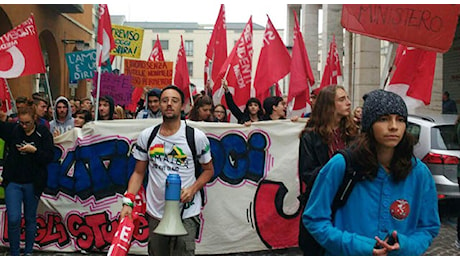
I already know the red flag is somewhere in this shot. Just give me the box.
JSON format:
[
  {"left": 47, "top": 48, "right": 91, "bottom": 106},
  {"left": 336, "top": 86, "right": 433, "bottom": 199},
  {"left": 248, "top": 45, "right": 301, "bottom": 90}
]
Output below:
[
  {"left": 319, "top": 35, "right": 342, "bottom": 90},
  {"left": 0, "top": 78, "right": 12, "bottom": 114},
  {"left": 148, "top": 34, "right": 165, "bottom": 62},
  {"left": 213, "top": 17, "right": 253, "bottom": 108},
  {"left": 205, "top": 4, "right": 227, "bottom": 89},
  {"left": 174, "top": 36, "right": 191, "bottom": 108},
  {"left": 341, "top": 4, "right": 460, "bottom": 53},
  {"left": 385, "top": 44, "right": 436, "bottom": 110},
  {"left": 254, "top": 15, "right": 291, "bottom": 102},
  {"left": 0, "top": 15, "right": 45, "bottom": 78},
  {"left": 96, "top": 4, "right": 115, "bottom": 67},
  {"left": 288, "top": 11, "right": 315, "bottom": 115}
]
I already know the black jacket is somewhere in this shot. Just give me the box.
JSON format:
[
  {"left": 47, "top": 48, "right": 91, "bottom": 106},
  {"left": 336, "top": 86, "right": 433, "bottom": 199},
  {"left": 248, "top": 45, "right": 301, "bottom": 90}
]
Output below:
[
  {"left": 0, "top": 121, "right": 54, "bottom": 196},
  {"left": 298, "top": 130, "right": 330, "bottom": 185}
]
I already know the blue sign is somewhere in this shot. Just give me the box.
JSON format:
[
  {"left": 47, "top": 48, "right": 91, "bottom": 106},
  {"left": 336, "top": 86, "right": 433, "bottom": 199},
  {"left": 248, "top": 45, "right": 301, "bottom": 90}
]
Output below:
[{"left": 65, "top": 49, "right": 112, "bottom": 81}]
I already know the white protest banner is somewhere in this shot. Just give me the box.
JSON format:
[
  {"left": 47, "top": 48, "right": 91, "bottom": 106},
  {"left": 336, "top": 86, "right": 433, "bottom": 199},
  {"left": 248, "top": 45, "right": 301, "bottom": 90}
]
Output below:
[{"left": 0, "top": 120, "right": 306, "bottom": 254}]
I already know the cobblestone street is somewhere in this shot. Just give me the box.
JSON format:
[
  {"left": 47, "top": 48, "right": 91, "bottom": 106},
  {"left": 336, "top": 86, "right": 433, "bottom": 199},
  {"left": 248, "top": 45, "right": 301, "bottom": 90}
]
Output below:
[{"left": 1, "top": 216, "right": 458, "bottom": 256}]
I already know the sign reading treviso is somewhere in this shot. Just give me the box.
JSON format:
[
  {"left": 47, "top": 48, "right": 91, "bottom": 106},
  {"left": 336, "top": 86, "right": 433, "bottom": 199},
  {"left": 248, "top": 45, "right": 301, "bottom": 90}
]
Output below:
[{"left": 110, "top": 24, "right": 144, "bottom": 58}]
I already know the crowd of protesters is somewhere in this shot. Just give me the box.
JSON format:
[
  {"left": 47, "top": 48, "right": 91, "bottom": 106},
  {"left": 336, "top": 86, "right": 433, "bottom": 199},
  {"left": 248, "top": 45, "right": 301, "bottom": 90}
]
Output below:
[{"left": 0, "top": 82, "right": 446, "bottom": 256}]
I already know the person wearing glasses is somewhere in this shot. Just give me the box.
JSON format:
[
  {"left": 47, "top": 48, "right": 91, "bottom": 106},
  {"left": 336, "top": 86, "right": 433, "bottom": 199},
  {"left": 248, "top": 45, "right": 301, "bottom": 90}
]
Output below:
[
  {"left": 0, "top": 100, "right": 54, "bottom": 255},
  {"left": 213, "top": 104, "right": 228, "bottom": 122}
]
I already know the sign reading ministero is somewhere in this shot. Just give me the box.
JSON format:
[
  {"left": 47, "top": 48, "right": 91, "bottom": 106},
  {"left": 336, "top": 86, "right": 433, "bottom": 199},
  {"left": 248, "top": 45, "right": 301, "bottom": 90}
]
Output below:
[{"left": 110, "top": 24, "right": 144, "bottom": 58}]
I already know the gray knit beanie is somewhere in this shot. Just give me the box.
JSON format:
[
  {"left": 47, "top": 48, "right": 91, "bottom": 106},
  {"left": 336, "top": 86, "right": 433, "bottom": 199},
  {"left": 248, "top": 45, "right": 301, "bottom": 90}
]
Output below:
[{"left": 361, "top": 90, "right": 408, "bottom": 132}]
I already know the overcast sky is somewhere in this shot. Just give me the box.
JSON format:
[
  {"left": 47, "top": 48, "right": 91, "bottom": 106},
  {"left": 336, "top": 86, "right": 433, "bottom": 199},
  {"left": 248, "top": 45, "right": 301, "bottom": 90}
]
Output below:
[{"left": 108, "top": 1, "right": 291, "bottom": 29}]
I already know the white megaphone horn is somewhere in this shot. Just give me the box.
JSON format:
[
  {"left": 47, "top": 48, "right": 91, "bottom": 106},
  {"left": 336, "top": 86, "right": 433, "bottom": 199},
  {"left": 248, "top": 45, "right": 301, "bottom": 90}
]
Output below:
[{"left": 154, "top": 173, "right": 188, "bottom": 236}]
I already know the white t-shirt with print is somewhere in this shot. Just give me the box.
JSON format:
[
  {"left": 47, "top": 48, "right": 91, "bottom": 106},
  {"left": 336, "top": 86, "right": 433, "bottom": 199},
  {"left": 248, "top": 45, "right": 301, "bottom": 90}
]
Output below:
[{"left": 132, "top": 121, "right": 212, "bottom": 219}]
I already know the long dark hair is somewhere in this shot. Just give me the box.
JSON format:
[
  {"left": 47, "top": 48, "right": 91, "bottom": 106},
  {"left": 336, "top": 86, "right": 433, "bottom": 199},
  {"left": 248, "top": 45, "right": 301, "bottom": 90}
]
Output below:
[
  {"left": 243, "top": 97, "right": 263, "bottom": 119},
  {"left": 350, "top": 129, "right": 415, "bottom": 181},
  {"left": 300, "top": 85, "right": 357, "bottom": 144}
]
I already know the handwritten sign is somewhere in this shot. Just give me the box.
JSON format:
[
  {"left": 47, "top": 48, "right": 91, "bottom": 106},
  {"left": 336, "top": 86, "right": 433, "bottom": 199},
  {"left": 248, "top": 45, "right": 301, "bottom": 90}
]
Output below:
[
  {"left": 341, "top": 4, "right": 460, "bottom": 53},
  {"left": 65, "top": 49, "right": 112, "bottom": 81},
  {"left": 92, "top": 72, "right": 132, "bottom": 106},
  {"left": 111, "top": 24, "right": 144, "bottom": 58},
  {"left": 124, "top": 59, "right": 173, "bottom": 88}
]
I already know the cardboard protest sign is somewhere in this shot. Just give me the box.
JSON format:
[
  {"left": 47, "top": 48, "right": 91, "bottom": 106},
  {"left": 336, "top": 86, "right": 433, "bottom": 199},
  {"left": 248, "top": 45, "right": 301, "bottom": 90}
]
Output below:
[
  {"left": 111, "top": 24, "right": 144, "bottom": 58},
  {"left": 92, "top": 72, "right": 132, "bottom": 106},
  {"left": 66, "top": 49, "right": 112, "bottom": 81},
  {"left": 341, "top": 4, "right": 460, "bottom": 53},
  {"left": 124, "top": 59, "right": 173, "bottom": 88}
]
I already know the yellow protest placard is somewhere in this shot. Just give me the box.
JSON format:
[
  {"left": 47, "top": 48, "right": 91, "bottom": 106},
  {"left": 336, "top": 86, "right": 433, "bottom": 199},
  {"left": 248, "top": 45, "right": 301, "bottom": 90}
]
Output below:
[{"left": 111, "top": 24, "right": 144, "bottom": 58}]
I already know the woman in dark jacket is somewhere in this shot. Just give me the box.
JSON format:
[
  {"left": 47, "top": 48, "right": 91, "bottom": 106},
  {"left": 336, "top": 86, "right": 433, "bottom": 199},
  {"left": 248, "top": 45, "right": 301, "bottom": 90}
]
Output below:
[
  {"left": 1, "top": 101, "right": 54, "bottom": 256},
  {"left": 297, "top": 85, "right": 358, "bottom": 255}
]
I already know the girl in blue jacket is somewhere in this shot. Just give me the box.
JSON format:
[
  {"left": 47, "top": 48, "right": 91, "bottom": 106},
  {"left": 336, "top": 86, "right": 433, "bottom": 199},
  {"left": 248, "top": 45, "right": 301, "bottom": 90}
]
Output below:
[{"left": 303, "top": 89, "right": 440, "bottom": 256}]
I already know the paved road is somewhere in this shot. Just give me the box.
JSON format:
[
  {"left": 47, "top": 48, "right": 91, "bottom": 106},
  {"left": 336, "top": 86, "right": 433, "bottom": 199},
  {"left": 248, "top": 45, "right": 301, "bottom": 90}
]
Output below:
[{"left": 1, "top": 216, "right": 458, "bottom": 256}]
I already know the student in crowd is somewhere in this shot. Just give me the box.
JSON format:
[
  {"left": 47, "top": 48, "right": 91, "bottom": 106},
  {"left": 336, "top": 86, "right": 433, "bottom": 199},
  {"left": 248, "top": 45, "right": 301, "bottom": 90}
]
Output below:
[
  {"left": 69, "top": 99, "right": 79, "bottom": 117},
  {"left": 297, "top": 84, "right": 358, "bottom": 255},
  {"left": 303, "top": 89, "right": 319, "bottom": 118},
  {"left": 120, "top": 85, "right": 213, "bottom": 256},
  {"left": 74, "top": 109, "right": 92, "bottom": 128},
  {"left": 33, "top": 96, "right": 50, "bottom": 130},
  {"left": 0, "top": 102, "right": 54, "bottom": 256},
  {"left": 262, "top": 96, "right": 287, "bottom": 120},
  {"left": 80, "top": 97, "right": 93, "bottom": 112},
  {"left": 98, "top": 95, "right": 115, "bottom": 120},
  {"left": 303, "top": 89, "right": 440, "bottom": 255},
  {"left": 136, "top": 88, "right": 162, "bottom": 119},
  {"left": 188, "top": 94, "right": 213, "bottom": 122},
  {"left": 213, "top": 104, "right": 228, "bottom": 122},
  {"left": 222, "top": 79, "right": 263, "bottom": 125},
  {"left": 50, "top": 96, "right": 74, "bottom": 137}
]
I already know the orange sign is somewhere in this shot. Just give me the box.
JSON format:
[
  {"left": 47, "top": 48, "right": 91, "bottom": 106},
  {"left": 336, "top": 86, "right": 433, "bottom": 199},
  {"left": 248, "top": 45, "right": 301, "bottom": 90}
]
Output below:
[{"left": 124, "top": 60, "right": 173, "bottom": 88}]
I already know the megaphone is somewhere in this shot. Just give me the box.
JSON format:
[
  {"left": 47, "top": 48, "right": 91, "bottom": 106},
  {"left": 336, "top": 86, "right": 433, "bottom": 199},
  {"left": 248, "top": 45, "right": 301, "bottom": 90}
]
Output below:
[{"left": 154, "top": 173, "right": 188, "bottom": 236}]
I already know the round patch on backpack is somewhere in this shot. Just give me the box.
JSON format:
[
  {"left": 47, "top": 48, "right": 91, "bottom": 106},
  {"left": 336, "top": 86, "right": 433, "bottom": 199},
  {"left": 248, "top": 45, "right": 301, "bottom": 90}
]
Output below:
[{"left": 390, "top": 199, "right": 410, "bottom": 220}]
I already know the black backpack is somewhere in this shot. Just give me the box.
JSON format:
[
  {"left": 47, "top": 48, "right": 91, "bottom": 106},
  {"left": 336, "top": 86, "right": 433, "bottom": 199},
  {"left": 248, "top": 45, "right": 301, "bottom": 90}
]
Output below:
[
  {"left": 299, "top": 149, "right": 364, "bottom": 255},
  {"left": 146, "top": 122, "right": 204, "bottom": 205}
]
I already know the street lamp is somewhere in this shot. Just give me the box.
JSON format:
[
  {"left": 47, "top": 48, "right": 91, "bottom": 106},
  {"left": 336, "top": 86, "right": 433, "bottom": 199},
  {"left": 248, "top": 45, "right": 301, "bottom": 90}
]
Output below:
[{"left": 62, "top": 39, "right": 86, "bottom": 51}]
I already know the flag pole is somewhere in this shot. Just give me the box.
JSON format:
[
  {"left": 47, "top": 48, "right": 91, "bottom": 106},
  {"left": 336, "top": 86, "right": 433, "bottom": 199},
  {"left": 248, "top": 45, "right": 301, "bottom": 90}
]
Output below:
[
  {"left": 218, "top": 64, "right": 231, "bottom": 98},
  {"left": 94, "top": 65, "right": 102, "bottom": 121},
  {"left": 43, "top": 72, "right": 54, "bottom": 110},
  {"left": 4, "top": 79, "right": 15, "bottom": 115}
]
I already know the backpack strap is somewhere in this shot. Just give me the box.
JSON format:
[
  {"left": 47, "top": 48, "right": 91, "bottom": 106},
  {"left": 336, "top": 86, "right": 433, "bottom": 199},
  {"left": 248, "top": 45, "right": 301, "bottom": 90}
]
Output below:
[
  {"left": 147, "top": 124, "right": 161, "bottom": 151},
  {"left": 331, "top": 149, "right": 364, "bottom": 218},
  {"left": 185, "top": 125, "right": 200, "bottom": 179}
]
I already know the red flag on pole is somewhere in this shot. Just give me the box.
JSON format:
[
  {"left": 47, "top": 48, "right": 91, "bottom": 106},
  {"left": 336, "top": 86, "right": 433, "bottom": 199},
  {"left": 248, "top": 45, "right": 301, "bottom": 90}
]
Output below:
[
  {"left": 205, "top": 4, "right": 227, "bottom": 89},
  {"left": 213, "top": 17, "right": 253, "bottom": 108},
  {"left": 254, "top": 15, "right": 291, "bottom": 102},
  {"left": 288, "top": 11, "right": 315, "bottom": 116},
  {"left": 174, "top": 36, "right": 191, "bottom": 109},
  {"left": 385, "top": 44, "right": 436, "bottom": 111},
  {"left": 148, "top": 34, "right": 165, "bottom": 62},
  {"left": 96, "top": 4, "right": 115, "bottom": 67},
  {"left": 0, "top": 78, "right": 12, "bottom": 114},
  {"left": 318, "top": 35, "right": 342, "bottom": 90},
  {"left": 0, "top": 15, "right": 45, "bottom": 78}
]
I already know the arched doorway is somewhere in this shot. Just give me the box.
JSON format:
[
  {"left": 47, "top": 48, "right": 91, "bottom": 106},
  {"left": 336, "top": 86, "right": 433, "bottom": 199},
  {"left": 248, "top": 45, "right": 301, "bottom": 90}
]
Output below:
[{"left": 39, "top": 30, "right": 61, "bottom": 102}]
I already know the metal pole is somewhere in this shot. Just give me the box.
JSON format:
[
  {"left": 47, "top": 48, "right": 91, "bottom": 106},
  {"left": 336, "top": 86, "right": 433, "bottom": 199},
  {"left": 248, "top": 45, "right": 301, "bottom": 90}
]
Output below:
[
  {"left": 94, "top": 66, "right": 102, "bottom": 121},
  {"left": 44, "top": 72, "right": 54, "bottom": 110},
  {"left": 4, "top": 79, "right": 15, "bottom": 114}
]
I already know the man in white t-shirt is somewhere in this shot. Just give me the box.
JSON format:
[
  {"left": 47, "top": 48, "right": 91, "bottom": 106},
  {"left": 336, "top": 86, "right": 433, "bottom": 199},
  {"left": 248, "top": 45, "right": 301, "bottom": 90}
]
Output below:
[{"left": 120, "top": 85, "right": 213, "bottom": 256}]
